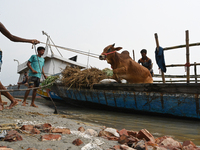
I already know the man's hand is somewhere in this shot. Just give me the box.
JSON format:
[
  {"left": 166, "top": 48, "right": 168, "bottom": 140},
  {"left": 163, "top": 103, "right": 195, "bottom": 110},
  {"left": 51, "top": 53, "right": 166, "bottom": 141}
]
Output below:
[
  {"left": 44, "top": 75, "right": 47, "bottom": 79},
  {"left": 31, "top": 39, "right": 40, "bottom": 45},
  {"left": 32, "top": 70, "right": 38, "bottom": 74}
]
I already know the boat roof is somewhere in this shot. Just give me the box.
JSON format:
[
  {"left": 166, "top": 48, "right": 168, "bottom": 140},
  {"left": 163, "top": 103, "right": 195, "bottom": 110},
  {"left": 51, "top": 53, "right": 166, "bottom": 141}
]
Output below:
[{"left": 17, "top": 53, "right": 87, "bottom": 74}]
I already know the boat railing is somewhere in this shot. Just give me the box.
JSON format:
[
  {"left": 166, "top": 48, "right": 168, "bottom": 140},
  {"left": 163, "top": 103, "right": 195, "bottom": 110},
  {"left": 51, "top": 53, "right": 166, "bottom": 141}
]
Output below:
[{"left": 155, "top": 30, "right": 200, "bottom": 84}]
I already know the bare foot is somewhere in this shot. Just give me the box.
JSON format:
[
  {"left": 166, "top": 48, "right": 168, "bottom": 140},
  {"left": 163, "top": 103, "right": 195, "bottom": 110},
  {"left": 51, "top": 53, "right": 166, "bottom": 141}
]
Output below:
[
  {"left": 22, "top": 101, "right": 27, "bottom": 106},
  {"left": 30, "top": 103, "right": 38, "bottom": 108},
  {"left": 5, "top": 101, "right": 18, "bottom": 109},
  {"left": 16, "top": 99, "right": 22, "bottom": 102},
  {"left": 0, "top": 103, "right": 4, "bottom": 111}
]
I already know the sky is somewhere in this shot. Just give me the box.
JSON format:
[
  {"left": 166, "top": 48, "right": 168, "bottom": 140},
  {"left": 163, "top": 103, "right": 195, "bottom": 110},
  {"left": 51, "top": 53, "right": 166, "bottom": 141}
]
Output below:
[{"left": 1, "top": 0, "right": 200, "bottom": 85}]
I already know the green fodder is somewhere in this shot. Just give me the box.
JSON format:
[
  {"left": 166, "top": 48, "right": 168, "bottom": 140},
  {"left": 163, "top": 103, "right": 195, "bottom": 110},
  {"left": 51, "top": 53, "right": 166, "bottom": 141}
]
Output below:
[{"left": 40, "top": 75, "right": 59, "bottom": 89}]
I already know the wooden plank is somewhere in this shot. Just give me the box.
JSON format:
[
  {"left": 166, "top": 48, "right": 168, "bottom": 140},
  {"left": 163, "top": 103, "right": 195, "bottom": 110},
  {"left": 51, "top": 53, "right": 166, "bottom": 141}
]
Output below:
[
  {"left": 155, "top": 33, "right": 165, "bottom": 83},
  {"left": 186, "top": 30, "right": 190, "bottom": 83},
  {"left": 93, "top": 83, "right": 200, "bottom": 94}
]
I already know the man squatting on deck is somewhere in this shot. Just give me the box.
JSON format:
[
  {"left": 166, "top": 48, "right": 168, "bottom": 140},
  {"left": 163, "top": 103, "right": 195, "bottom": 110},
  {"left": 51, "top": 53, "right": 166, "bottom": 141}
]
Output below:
[
  {"left": 22, "top": 46, "right": 47, "bottom": 108},
  {"left": 0, "top": 21, "right": 39, "bottom": 111},
  {"left": 138, "top": 49, "right": 154, "bottom": 76}
]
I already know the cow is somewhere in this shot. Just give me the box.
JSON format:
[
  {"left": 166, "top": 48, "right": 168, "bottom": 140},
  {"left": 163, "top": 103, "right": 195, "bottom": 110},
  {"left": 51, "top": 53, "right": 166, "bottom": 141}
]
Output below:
[{"left": 99, "top": 44, "right": 153, "bottom": 83}]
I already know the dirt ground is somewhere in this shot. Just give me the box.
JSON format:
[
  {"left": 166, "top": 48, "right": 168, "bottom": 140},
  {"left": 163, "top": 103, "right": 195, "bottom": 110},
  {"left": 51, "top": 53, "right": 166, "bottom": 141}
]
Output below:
[{"left": 0, "top": 96, "right": 118, "bottom": 150}]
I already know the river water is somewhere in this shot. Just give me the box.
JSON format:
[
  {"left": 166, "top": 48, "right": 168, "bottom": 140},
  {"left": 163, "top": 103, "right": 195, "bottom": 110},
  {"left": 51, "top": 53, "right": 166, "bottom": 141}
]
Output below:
[{"left": 41, "top": 98, "right": 200, "bottom": 146}]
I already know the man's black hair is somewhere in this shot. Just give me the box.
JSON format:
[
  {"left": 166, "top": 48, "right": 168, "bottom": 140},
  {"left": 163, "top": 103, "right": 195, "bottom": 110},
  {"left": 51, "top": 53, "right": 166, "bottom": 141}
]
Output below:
[
  {"left": 140, "top": 49, "right": 147, "bottom": 54},
  {"left": 37, "top": 46, "right": 45, "bottom": 51}
]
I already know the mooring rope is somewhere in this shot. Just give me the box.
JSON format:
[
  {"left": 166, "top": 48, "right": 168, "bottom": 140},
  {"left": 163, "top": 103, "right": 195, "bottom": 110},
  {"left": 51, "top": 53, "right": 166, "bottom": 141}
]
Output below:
[
  {"left": 40, "top": 42, "right": 99, "bottom": 59},
  {"left": 0, "top": 80, "right": 55, "bottom": 92}
]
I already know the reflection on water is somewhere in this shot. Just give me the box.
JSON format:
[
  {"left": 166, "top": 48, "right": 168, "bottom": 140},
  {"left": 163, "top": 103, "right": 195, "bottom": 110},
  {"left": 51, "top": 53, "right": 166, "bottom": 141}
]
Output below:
[{"left": 38, "top": 98, "right": 200, "bottom": 145}]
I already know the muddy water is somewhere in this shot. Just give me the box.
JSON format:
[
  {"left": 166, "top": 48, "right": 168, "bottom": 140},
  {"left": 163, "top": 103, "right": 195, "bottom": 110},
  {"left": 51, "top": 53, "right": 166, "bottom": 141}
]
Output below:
[{"left": 41, "top": 98, "right": 200, "bottom": 146}]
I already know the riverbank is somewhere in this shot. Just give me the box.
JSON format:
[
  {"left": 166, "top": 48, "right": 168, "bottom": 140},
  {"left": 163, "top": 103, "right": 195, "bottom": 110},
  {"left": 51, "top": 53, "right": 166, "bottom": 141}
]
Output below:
[
  {"left": 0, "top": 96, "right": 199, "bottom": 150},
  {"left": 0, "top": 96, "right": 118, "bottom": 150}
]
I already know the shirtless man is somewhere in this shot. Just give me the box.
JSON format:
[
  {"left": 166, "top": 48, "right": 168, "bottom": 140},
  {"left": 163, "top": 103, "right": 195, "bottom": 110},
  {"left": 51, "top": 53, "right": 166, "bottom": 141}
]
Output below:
[
  {"left": 138, "top": 49, "right": 154, "bottom": 76},
  {"left": 0, "top": 22, "right": 39, "bottom": 110}
]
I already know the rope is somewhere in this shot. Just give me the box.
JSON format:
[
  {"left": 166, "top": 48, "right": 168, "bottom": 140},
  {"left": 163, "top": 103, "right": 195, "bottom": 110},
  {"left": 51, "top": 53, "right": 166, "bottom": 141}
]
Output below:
[
  {"left": 0, "top": 80, "right": 55, "bottom": 92},
  {"left": 40, "top": 42, "right": 99, "bottom": 59}
]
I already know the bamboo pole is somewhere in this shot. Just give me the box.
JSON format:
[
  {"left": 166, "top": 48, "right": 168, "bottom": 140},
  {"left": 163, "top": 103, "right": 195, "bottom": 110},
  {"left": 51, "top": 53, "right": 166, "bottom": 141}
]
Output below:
[
  {"left": 132, "top": 50, "right": 135, "bottom": 61},
  {"left": 194, "top": 62, "right": 197, "bottom": 83},
  {"left": 186, "top": 30, "right": 190, "bottom": 83},
  {"left": 153, "top": 74, "right": 200, "bottom": 78},
  {"left": 165, "top": 63, "right": 200, "bottom": 67},
  {"left": 163, "top": 42, "right": 200, "bottom": 51},
  {"left": 154, "top": 33, "right": 165, "bottom": 83}
]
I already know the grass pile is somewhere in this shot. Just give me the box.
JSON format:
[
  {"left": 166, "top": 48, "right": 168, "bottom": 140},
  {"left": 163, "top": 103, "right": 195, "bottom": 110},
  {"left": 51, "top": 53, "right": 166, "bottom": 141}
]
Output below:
[{"left": 61, "top": 66, "right": 112, "bottom": 89}]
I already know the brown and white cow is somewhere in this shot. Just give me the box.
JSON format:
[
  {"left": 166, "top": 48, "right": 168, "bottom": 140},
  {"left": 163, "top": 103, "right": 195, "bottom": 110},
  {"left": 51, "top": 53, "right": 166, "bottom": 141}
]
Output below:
[{"left": 99, "top": 44, "right": 153, "bottom": 83}]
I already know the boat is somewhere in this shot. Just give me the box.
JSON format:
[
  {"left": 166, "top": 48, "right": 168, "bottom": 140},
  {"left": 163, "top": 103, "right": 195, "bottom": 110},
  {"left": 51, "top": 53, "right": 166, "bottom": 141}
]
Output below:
[
  {"left": 51, "top": 82, "right": 200, "bottom": 119},
  {"left": 50, "top": 30, "right": 200, "bottom": 119},
  {"left": 8, "top": 31, "right": 86, "bottom": 100}
]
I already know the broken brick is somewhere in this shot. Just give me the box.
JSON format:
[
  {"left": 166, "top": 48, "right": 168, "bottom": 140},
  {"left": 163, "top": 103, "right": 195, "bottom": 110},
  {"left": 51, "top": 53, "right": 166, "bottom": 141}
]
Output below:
[
  {"left": 20, "top": 125, "right": 34, "bottom": 132},
  {"left": 30, "top": 128, "right": 41, "bottom": 134},
  {"left": 156, "top": 136, "right": 182, "bottom": 150},
  {"left": 41, "top": 134, "right": 61, "bottom": 141},
  {"left": 119, "top": 128, "right": 129, "bottom": 136},
  {"left": 4, "top": 130, "right": 23, "bottom": 142},
  {"left": 136, "top": 129, "right": 155, "bottom": 143},
  {"left": 72, "top": 138, "right": 83, "bottom": 146},
  {"left": 26, "top": 148, "right": 38, "bottom": 150},
  {"left": 127, "top": 130, "right": 138, "bottom": 137},
  {"left": 51, "top": 128, "right": 70, "bottom": 134},
  {"left": 78, "top": 126, "right": 85, "bottom": 133},
  {"left": 98, "top": 130, "right": 118, "bottom": 141},
  {"left": 35, "top": 123, "right": 52, "bottom": 130},
  {"left": 118, "top": 134, "right": 129, "bottom": 144},
  {"left": 121, "top": 144, "right": 135, "bottom": 150},
  {"left": 2, "top": 101, "right": 7, "bottom": 105},
  {"left": 112, "top": 145, "right": 121, "bottom": 150}
]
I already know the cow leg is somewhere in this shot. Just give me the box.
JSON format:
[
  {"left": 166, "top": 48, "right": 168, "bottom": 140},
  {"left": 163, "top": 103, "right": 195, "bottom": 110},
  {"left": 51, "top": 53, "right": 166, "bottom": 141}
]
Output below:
[
  {"left": 113, "top": 67, "right": 126, "bottom": 74},
  {"left": 113, "top": 74, "right": 122, "bottom": 83}
]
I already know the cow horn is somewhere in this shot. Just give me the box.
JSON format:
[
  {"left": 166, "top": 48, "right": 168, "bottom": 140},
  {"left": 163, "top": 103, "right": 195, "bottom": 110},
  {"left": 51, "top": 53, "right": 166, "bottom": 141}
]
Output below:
[{"left": 112, "top": 43, "right": 115, "bottom": 47}]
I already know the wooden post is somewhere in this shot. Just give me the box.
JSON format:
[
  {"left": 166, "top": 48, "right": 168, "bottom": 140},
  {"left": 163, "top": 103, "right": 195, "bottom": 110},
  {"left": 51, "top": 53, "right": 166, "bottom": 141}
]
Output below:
[
  {"left": 155, "top": 33, "right": 165, "bottom": 83},
  {"left": 186, "top": 30, "right": 190, "bottom": 83},
  {"left": 132, "top": 50, "right": 135, "bottom": 61},
  {"left": 194, "top": 62, "right": 197, "bottom": 83}
]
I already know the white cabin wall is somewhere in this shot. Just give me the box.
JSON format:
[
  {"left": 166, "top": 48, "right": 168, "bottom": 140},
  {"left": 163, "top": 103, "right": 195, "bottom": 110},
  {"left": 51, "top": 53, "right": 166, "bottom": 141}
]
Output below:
[
  {"left": 43, "top": 58, "right": 69, "bottom": 76},
  {"left": 18, "top": 73, "right": 24, "bottom": 83}
]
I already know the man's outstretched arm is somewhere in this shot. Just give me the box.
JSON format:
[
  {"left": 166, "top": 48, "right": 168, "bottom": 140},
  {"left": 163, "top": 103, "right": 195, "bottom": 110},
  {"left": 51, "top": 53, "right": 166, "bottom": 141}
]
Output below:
[{"left": 0, "top": 22, "right": 40, "bottom": 44}]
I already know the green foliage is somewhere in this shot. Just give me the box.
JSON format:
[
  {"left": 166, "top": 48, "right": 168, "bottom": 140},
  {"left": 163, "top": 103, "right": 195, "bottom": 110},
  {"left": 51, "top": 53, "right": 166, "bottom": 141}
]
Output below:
[
  {"left": 102, "top": 68, "right": 113, "bottom": 77},
  {"left": 40, "top": 75, "right": 59, "bottom": 89}
]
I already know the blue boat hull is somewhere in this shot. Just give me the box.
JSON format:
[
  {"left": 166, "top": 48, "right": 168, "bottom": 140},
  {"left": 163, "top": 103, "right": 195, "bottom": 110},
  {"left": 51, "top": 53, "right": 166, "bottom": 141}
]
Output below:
[{"left": 51, "top": 83, "right": 200, "bottom": 119}]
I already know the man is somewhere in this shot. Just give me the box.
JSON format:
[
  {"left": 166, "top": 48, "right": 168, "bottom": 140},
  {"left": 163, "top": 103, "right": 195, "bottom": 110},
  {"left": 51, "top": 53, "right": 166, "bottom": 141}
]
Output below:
[
  {"left": 138, "top": 49, "right": 153, "bottom": 76},
  {"left": 22, "top": 46, "right": 47, "bottom": 108},
  {"left": 0, "top": 22, "right": 39, "bottom": 110},
  {"left": 17, "top": 71, "right": 28, "bottom": 89}
]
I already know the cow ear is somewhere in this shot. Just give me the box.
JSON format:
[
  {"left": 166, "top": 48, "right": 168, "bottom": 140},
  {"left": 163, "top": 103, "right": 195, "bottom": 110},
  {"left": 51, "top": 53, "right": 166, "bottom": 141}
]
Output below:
[
  {"left": 112, "top": 43, "right": 115, "bottom": 47},
  {"left": 115, "top": 47, "right": 122, "bottom": 51}
]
